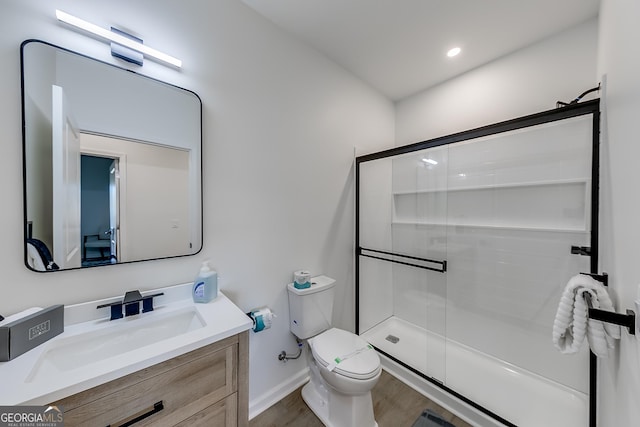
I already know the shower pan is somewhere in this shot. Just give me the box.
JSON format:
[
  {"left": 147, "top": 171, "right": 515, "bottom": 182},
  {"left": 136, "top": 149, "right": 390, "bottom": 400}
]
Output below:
[{"left": 356, "top": 100, "right": 600, "bottom": 427}]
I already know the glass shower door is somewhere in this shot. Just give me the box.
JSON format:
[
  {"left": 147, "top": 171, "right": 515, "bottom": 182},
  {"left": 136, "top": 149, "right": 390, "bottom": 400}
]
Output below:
[
  {"left": 442, "top": 116, "right": 593, "bottom": 426},
  {"left": 390, "top": 146, "right": 449, "bottom": 382},
  {"left": 358, "top": 144, "right": 449, "bottom": 384},
  {"left": 357, "top": 102, "right": 599, "bottom": 427}
]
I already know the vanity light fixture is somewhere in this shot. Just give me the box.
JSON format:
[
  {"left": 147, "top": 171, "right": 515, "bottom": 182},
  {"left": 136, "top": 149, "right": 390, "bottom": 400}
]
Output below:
[
  {"left": 447, "top": 47, "right": 461, "bottom": 58},
  {"left": 422, "top": 158, "right": 438, "bottom": 165},
  {"left": 55, "top": 10, "right": 182, "bottom": 68}
]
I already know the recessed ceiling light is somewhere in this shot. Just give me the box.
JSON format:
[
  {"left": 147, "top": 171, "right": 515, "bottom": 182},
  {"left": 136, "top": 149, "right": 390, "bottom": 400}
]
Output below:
[{"left": 447, "top": 47, "right": 461, "bottom": 58}]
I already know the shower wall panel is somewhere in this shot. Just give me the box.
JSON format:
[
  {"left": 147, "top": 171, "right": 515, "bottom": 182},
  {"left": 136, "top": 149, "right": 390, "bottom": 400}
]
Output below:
[{"left": 358, "top": 159, "right": 394, "bottom": 333}]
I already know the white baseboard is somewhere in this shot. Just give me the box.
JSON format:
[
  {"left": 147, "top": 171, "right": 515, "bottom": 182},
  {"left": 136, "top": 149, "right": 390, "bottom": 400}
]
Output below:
[
  {"left": 248, "top": 367, "right": 310, "bottom": 420},
  {"left": 379, "top": 354, "right": 504, "bottom": 427}
]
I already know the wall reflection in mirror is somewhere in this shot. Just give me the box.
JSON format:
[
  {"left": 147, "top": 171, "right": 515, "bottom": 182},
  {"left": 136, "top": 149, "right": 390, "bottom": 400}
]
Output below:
[{"left": 21, "top": 40, "right": 202, "bottom": 272}]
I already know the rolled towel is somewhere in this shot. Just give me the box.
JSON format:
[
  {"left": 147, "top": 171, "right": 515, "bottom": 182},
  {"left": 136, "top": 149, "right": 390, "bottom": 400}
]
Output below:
[{"left": 552, "top": 274, "right": 621, "bottom": 358}]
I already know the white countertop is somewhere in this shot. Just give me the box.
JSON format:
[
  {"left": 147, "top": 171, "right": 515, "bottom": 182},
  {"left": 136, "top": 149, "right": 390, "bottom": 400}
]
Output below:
[{"left": 0, "top": 283, "right": 253, "bottom": 405}]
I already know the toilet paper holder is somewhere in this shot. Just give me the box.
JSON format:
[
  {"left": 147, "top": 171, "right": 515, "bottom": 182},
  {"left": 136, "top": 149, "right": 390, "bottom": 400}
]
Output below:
[{"left": 246, "top": 307, "right": 276, "bottom": 333}]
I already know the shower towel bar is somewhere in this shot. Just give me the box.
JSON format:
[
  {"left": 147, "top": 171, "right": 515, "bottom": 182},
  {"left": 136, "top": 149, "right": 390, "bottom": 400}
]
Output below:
[
  {"left": 580, "top": 272, "right": 608, "bottom": 286},
  {"left": 581, "top": 272, "right": 635, "bottom": 335},
  {"left": 358, "top": 247, "right": 447, "bottom": 273}
]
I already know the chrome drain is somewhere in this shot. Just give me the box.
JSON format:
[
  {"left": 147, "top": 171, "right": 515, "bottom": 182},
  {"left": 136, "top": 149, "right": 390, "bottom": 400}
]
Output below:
[{"left": 385, "top": 334, "right": 399, "bottom": 344}]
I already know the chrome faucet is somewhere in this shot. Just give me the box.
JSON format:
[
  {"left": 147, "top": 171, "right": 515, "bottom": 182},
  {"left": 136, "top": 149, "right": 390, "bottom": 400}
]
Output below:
[{"left": 97, "top": 290, "right": 164, "bottom": 320}]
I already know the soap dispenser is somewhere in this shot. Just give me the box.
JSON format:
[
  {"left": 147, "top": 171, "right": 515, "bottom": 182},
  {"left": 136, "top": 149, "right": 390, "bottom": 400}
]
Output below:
[{"left": 193, "top": 261, "right": 218, "bottom": 303}]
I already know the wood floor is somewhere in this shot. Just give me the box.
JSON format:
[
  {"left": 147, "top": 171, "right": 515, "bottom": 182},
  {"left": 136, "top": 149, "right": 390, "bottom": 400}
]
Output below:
[{"left": 250, "top": 370, "right": 473, "bottom": 427}]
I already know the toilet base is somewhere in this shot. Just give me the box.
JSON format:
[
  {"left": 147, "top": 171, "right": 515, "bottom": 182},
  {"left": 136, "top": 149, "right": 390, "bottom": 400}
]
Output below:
[
  {"left": 301, "top": 369, "right": 378, "bottom": 427},
  {"left": 301, "top": 380, "right": 332, "bottom": 426}
]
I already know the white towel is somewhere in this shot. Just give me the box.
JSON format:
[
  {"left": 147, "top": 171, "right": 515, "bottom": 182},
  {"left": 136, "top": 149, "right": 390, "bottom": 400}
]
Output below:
[{"left": 552, "top": 274, "right": 621, "bottom": 358}]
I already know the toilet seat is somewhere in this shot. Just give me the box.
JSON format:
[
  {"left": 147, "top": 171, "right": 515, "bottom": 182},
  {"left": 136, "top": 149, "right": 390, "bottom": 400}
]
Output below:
[{"left": 310, "top": 328, "right": 380, "bottom": 380}]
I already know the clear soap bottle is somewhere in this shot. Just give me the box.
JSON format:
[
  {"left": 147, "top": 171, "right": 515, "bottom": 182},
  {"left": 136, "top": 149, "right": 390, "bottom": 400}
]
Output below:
[{"left": 192, "top": 261, "right": 218, "bottom": 303}]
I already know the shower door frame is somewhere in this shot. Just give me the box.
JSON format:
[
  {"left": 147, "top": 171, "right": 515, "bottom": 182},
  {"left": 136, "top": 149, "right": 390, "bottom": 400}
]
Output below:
[{"left": 355, "top": 99, "right": 600, "bottom": 427}]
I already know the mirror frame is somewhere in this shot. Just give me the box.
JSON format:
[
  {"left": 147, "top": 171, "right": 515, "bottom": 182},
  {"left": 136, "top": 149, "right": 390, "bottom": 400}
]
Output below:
[{"left": 21, "top": 39, "right": 203, "bottom": 272}]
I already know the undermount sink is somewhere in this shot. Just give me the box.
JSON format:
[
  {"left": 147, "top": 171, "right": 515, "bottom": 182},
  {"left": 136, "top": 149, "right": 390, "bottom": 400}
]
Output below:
[{"left": 26, "top": 305, "right": 205, "bottom": 382}]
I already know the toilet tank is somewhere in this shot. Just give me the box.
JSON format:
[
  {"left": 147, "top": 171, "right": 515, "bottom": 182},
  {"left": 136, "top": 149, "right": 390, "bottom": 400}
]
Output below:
[{"left": 287, "top": 275, "right": 336, "bottom": 339}]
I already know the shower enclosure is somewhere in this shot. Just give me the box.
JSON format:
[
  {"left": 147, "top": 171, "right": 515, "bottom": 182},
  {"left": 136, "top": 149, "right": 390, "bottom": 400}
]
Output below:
[{"left": 356, "top": 101, "right": 600, "bottom": 427}]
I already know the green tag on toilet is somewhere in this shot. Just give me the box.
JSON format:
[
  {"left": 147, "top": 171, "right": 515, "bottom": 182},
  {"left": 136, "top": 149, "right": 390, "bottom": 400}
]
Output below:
[{"left": 334, "top": 345, "right": 373, "bottom": 365}]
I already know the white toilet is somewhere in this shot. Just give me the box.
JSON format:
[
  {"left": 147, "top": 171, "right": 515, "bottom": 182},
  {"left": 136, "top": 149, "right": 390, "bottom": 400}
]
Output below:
[{"left": 287, "top": 275, "right": 381, "bottom": 427}]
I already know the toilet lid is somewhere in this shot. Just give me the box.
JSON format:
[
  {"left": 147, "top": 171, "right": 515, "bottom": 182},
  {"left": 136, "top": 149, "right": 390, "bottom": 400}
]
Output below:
[{"left": 310, "top": 328, "right": 380, "bottom": 380}]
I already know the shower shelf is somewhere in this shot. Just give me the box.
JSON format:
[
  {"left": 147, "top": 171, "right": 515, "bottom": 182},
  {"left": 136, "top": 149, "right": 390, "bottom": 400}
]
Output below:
[
  {"left": 392, "top": 178, "right": 589, "bottom": 195},
  {"left": 391, "top": 221, "right": 588, "bottom": 233},
  {"left": 392, "top": 177, "right": 588, "bottom": 233}
]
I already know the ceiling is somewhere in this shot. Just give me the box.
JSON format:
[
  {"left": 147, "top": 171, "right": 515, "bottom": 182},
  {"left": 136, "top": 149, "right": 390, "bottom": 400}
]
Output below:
[{"left": 241, "top": 0, "right": 600, "bottom": 100}]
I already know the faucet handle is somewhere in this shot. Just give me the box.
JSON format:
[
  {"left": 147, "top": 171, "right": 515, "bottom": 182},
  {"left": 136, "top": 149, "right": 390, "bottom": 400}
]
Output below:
[
  {"left": 123, "top": 290, "right": 143, "bottom": 304},
  {"left": 141, "top": 292, "right": 165, "bottom": 313},
  {"left": 123, "top": 291, "right": 165, "bottom": 316},
  {"left": 97, "top": 291, "right": 164, "bottom": 320}
]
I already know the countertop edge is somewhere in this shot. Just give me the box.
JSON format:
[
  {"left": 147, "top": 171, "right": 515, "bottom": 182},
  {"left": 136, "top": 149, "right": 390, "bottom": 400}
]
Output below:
[{"left": 0, "top": 288, "right": 253, "bottom": 406}]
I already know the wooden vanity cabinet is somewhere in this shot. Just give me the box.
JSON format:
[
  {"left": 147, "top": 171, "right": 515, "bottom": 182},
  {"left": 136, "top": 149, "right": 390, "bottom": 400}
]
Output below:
[{"left": 51, "top": 331, "right": 249, "bottom": 427}]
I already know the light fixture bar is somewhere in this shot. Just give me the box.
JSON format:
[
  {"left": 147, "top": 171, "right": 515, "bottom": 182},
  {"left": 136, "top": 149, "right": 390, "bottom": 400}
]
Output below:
[{"left": 56, "top": 10, "right": 182, "bottom": 68}]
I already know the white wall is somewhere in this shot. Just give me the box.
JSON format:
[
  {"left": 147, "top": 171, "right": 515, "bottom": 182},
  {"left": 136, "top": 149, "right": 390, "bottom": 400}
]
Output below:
[
  {"left": 596, "top": 0, "right": 640, "bottom": 425},
  {"left": 0, "top": 0, "right": 394, "bottom": 413},
  {"left": 395, "top": 18, "right": 599, "bottom": 146}
]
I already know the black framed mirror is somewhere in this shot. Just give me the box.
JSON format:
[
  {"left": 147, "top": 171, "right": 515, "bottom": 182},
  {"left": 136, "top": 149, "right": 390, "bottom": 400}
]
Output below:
[{"left": 21, "top": 40, "right": 202, "bottom": 272}]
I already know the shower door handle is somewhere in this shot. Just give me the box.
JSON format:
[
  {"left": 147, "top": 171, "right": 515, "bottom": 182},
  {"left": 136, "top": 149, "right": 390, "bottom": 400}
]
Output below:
[
  {"left": 571, "top": 245, "right": 591, "bottom": 256},
  {"left": 358, "top": 247, "right": 447, "bottom": 273}
]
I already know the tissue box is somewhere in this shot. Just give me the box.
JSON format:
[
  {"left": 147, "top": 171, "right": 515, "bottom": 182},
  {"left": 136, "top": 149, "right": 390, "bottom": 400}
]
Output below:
[{"left": 0, "top": 305, "right": 64, "bottom": 362}]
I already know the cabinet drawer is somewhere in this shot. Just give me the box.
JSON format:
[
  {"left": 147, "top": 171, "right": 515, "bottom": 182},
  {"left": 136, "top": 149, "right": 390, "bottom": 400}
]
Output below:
[
  {"left": 176, "top": 394, "right": 237, "bottom": 427},
  {"left": 54, "top": 338, "right": 237, "bottom": 426}
]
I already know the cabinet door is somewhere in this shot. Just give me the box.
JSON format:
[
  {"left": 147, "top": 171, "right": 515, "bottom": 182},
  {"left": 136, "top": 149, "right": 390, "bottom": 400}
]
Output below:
[{"left": 54, "top": 340, "right": 237, "bottom": 426}]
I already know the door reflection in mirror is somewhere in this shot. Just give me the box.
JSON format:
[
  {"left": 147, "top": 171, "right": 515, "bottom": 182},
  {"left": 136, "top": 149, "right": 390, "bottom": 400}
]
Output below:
[
  {"left": 80, "top": 133, "right": 191, "bottom": 266},
  {"left": 51, "top": 84, "right": 82, "bottom": 269},
  {"left": 81, "top": 155, "right": 116, "bottom": 266}
]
